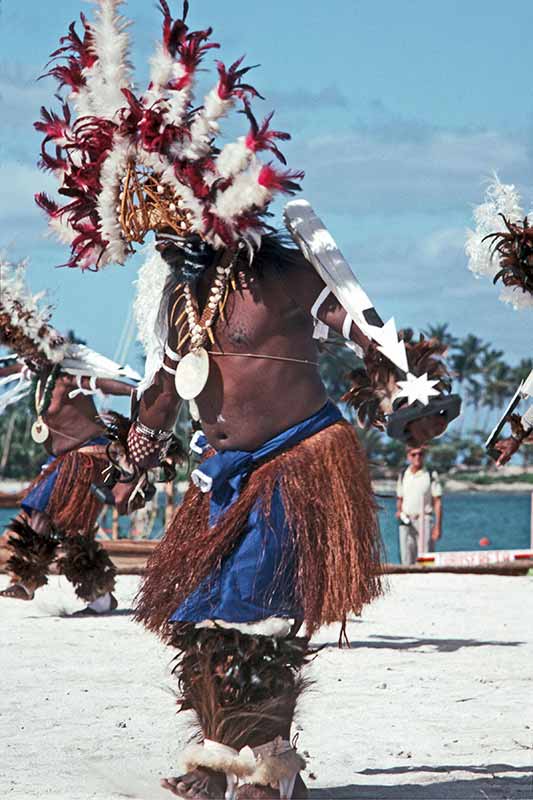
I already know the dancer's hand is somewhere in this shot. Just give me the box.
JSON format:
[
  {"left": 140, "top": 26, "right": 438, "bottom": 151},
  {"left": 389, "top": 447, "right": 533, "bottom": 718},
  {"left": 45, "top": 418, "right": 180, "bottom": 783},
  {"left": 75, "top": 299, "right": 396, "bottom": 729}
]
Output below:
[
  {"left": 112, "top": 480, "right": 146, "bottom": 516},
  {"left": 406, "top": 413, "right": 448, "bottom": 446},
  {"left": 494, "top": 437, "right": 521, "bottom": 467}
]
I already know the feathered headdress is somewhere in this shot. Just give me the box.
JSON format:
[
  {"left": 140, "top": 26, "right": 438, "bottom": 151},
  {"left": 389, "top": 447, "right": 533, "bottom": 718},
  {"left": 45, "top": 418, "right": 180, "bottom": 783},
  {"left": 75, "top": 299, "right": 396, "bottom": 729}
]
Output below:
[
  {"left": 466, "top": 177, "right": 533, "bottom": 310},
  {"left": 35, "top": 0, "right": 303, "bottom": 270},
  {"left": 343, "top": 331, "right": 452, "bottom": 431},
  {"left": 0, "top": 256, "right": 68, "bottom": 366}
]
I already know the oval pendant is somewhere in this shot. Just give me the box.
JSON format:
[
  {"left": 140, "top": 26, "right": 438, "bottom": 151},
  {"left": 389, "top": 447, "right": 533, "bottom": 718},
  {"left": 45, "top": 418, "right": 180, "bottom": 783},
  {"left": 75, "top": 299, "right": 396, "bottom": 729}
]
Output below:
[
  {"left": 31, "top": 418, "right": 50, "bottom": 444},
  {"left": 175, "top": 347, "right": 210, "bottom": 400}
]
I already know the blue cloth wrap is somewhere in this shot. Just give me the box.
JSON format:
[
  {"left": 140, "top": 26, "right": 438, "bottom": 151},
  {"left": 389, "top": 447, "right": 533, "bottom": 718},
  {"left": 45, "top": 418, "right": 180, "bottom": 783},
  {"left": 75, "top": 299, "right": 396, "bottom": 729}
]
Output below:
[
  {"left": 170, "top": 402, "right": 342, "bottom": 625},
  {"left": 21, "top": 436, "right": 109, "bottom": 515}
]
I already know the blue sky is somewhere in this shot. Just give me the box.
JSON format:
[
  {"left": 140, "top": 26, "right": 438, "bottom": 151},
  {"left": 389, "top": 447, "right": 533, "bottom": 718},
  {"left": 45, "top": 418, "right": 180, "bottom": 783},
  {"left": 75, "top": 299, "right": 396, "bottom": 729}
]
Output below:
[{"left": 1, "top": 0, "right": 532, "bottom": 371}]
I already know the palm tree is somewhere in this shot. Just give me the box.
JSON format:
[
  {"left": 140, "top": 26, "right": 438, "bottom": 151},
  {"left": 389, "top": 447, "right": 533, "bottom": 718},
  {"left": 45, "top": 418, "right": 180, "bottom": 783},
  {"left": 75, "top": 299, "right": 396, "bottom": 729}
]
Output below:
[
  {"left": 451, "top": 334, "right": 487, "bottom": 385},
  {"left": 422, "top": 322, "right": 458, "bottom": 350}
]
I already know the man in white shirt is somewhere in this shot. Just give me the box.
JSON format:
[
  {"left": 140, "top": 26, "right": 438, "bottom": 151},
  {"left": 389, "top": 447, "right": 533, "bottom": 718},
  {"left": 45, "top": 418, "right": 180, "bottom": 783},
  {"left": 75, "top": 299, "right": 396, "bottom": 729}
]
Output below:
[{"left": 396, "top": 447, "right": 443, "bottom": 565}]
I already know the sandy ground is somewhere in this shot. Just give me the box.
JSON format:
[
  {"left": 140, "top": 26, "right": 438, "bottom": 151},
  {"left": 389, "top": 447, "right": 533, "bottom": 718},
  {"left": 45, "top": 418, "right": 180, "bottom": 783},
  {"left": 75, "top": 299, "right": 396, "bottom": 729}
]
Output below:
[{"left": 1, "top": 573, "right": 532, "bottom": 800}]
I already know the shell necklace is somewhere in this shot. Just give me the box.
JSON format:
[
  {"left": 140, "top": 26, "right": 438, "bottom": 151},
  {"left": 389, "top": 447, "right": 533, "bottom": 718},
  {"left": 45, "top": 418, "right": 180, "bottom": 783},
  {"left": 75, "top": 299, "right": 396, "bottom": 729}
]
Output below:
[
  {"left": 31, "top": 367, "right": 59, "bottom": 443},
  {"left": 174, "top": 250, "right": 237, "bottom": 400}
]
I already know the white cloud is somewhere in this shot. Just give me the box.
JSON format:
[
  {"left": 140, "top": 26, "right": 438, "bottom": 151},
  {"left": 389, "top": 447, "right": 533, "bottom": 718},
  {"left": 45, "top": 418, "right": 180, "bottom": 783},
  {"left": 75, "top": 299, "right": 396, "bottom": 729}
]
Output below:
[{"left": 293, "top": 118, "right": 532, "bottom": 216}]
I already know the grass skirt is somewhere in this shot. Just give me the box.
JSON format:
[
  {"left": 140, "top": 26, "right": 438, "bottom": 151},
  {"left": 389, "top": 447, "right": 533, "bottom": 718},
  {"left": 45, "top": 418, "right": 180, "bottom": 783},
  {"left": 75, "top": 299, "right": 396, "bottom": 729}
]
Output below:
[{"left": 136, "top": 420, "right": 382, "bottom": 638}]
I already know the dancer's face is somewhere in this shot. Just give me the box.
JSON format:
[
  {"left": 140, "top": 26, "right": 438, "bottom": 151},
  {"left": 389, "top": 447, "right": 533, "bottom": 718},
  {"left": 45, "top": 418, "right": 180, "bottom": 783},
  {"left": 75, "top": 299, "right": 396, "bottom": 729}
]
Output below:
[{"left": 155, "top": 229, "right": 215, "bottom": 284}]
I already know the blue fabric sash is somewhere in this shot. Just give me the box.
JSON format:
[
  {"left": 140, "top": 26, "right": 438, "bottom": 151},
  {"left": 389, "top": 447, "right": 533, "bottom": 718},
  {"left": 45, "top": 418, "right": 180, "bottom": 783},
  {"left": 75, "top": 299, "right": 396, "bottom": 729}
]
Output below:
[
  {"left": 170, "top": 402, "right": 342, "bottom": 624},
  {"left": 21, "top": 436, "right": 109, "bottom": 515}
]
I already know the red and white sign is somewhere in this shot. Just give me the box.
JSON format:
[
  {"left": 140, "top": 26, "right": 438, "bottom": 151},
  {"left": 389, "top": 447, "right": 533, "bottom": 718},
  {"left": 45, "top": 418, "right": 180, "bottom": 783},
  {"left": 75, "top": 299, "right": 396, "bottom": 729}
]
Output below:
[{"left": 417, "top": 549, "right": 533, "bottom": 567}]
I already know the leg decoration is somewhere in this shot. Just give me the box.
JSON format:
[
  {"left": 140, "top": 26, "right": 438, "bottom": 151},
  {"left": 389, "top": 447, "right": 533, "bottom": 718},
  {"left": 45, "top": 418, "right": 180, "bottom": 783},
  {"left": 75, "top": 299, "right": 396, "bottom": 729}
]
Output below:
[
  {"left": 1, "top": 517, "right": 57, "bottom": 592},
  {"left": 170, "top": 626, "right": 310, "bottom": 799},
  {"left": 59, "top": 531, "right": 116, "bottom": 602}
]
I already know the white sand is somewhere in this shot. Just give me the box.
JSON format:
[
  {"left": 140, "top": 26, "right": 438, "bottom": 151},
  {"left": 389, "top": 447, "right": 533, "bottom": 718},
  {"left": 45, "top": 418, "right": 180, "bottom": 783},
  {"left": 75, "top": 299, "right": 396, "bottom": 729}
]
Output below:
[{"left": 1, "top": 573, "right": 532, "bottom": 800}]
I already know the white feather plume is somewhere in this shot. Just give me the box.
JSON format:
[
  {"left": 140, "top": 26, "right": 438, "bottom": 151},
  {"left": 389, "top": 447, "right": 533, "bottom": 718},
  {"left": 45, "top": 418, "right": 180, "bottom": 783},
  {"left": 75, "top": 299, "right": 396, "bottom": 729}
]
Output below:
[
  {"left": 48, "top": 216, "right": 78, "bottom": 246},
  {"left": 215, "top": 160, "right": 270, "bottom": 221},
  {"left": 133, "top": 245, "right": 171, "bottom": 393},
  {"left": 216, "top": 137, "right": 252, "bottom": 179},
  {"left": 145, "top": 45, "right": 190, "bottom": 129},
  {"left": 85, "top": 0, "right": 133, "bottom": 120},
  {"left": 182, "top": 88, "right": 235, "bottom": 160},
  {"left": 466, "top": 176, "right": 533, "bottom": 310},
  {"left": 97, "top": 136, "right": 132, "bottom": 265}
]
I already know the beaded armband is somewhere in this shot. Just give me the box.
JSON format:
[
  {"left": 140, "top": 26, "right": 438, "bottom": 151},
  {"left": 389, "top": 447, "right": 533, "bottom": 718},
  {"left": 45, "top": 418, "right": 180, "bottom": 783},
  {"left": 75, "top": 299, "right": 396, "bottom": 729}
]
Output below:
[{"left": 127, "top": 420, "right": 173, "bottom": 469}]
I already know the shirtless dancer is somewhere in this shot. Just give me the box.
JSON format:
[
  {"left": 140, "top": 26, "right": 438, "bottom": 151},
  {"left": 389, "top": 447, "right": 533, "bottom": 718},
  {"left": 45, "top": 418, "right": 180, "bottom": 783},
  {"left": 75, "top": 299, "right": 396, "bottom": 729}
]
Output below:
[
  {"left": 0, "top": 259, "right": 137, "bottom": 613},
  {"left": 37, "top": 2, "right": 457, "bottom": 795}
]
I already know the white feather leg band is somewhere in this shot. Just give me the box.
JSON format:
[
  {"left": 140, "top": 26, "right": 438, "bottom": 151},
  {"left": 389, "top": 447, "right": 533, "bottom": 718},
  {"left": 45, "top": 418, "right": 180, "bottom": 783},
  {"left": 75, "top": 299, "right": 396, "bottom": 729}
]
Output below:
[
  {"left": 466, "top": 176, "right": 533, "bottom": 310},
  {"left": 182, "top": 737, "right": 305, "bottom": 800}
]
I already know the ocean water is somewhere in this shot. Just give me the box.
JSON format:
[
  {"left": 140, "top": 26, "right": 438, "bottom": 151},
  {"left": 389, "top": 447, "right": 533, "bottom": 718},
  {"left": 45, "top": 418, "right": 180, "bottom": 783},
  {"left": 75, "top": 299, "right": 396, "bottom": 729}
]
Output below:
[
  {"left": 377, "top": 492, "right": 531, "bottom": 562},
  {"left": 1, "top": 492, "right": 530, "bottom": 565}
]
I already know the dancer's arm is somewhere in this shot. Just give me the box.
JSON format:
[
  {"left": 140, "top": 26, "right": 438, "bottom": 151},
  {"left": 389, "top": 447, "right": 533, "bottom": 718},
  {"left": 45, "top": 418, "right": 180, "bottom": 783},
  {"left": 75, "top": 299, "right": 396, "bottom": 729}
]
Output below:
[
  {"left": 69, "top": 375, "right": 136, "bottom": 397},
  {"left": 93, "top": 377, "right": 136, "bottom": 397},
  {"left": 0, "top": 362, "right": 24, "bottom": 379},
  {"left": 137, "top": 368, "right": 182, "bottom": 431},
  {"left": 280, "top": 254, "right": 372, "bottom": 353}
]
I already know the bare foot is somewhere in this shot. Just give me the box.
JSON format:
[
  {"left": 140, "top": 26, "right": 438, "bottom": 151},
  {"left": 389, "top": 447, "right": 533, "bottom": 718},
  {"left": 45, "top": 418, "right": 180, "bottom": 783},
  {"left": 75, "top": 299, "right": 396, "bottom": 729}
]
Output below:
[
  {"left": 161, "top": 768, "right": 227, "bottom": 799},
  {"left": 0, "top": 583, "right": 34, "bottom": 601}
]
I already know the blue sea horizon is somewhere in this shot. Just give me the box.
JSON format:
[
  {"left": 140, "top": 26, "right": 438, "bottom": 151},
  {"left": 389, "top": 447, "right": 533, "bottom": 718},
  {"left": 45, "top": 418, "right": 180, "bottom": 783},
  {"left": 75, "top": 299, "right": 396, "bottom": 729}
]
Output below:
[{"left": 1, "top": 492, "right": 530, "bottom": 565}]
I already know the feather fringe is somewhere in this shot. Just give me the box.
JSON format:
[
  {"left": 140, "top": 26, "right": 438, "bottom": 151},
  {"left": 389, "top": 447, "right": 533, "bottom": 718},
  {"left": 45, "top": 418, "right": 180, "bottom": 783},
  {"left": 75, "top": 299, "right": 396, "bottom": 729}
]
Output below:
[
  {"left": 59, "top": 533, "right": 116, "bottom": 601},
  {"left": 5, "top": 518, "right": 57, "bottom": 589}
]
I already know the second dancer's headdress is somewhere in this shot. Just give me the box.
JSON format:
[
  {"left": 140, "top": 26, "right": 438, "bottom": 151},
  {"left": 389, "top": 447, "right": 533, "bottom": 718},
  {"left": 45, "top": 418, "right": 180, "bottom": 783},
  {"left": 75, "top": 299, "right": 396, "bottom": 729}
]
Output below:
[{"left": 466, "top": 177, "right": 533, "bottom": 310}]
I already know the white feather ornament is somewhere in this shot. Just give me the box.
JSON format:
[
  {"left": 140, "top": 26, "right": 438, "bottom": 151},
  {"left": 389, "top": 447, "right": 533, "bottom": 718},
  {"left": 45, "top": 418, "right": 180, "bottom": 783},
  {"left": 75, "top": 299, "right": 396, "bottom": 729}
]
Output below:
[
  {"left": 466, "top": 177, "right": 533, "bottom": 310},
  {"left": 216, "top": 137, "right": 252, "bottom": 179},
  {"left": 215, "top": 160, "right": 270, "bottom": 221}
]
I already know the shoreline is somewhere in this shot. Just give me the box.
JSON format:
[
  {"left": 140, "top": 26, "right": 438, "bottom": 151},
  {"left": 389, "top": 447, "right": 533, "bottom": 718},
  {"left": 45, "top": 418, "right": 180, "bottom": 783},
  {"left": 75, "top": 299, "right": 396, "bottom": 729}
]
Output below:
[{"left": 2, "top": 478, "right": 532, "bottom": 499}]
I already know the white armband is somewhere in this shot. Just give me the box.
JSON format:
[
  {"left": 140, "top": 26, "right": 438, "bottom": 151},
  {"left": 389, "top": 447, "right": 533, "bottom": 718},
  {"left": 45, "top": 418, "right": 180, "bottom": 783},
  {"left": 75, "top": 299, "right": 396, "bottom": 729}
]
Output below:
[
  {"left": 164, "top": 343, "right": 182, "bottom": 362},
  {"left": 310, "top": 287, "right": 331, "bottom": 340},
  {"left": 162, "top": 343, "right": 181, "bottom": 375},
  {"left": 342, "top": 311, "right": 364, "bottom": 357},
  {"left": 310, "top": 286, "right": 331, "bottom": 319},
  {"left": 342, "top": 312, "right": 353, "bottom": 340},
  {"left": 68, "top": 375, "right": 98, "bottom": 399}
]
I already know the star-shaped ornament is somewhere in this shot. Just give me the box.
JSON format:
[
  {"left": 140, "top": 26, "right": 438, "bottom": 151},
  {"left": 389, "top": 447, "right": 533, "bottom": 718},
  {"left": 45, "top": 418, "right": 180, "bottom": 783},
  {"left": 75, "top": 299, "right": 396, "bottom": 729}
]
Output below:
[{"left": 396, "top": 373, "right": 440, "bottom": 406}]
